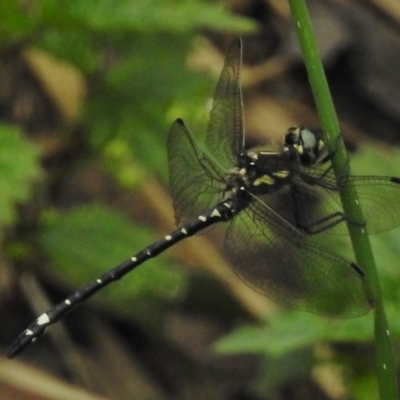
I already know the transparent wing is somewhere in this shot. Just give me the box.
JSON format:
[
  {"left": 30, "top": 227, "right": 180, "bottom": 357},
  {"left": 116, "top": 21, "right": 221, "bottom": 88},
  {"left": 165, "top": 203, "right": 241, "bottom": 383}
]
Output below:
[
  {"left": 340, "top": 176, "right": 400, "bottom": 233},
  {"left": 167, "top": 119, "right": 225, "bottom": 226},
  {"left": 271, "top": 159, "right": 400, "bottom": 234},
  {"left": 224, "top": 199, "right": 372, "bottom": 317},
  {"left": 206, "top": 38, "right": 244, "bottom": 168}
]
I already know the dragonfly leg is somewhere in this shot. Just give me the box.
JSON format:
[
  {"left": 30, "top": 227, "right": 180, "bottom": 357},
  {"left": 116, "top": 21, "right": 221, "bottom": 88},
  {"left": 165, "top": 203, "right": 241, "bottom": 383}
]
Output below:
[
  {"left": 290, "top": 183, "right": 365, "bottom": 234},
  {"left": 294, "top": 210, "right": 365, "bottom": 234},
  {"left": 297, "top": 211, "right": 348, "bottom": 234}
]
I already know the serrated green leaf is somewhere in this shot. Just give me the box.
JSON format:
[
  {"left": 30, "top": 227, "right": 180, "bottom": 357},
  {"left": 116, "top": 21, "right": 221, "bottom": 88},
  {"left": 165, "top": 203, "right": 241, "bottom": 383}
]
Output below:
[
  {"left": 40, "top": 205, "right": 188, "bottom": 311},
  {"left": 0, "top": 124, "right": 42, "bottom": 232}
]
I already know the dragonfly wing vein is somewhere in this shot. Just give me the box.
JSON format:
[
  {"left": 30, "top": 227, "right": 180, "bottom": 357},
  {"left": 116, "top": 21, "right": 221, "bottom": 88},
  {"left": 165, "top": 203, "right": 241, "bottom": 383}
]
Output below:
[
  {"left": 224, "top": 201, "right": 372, "bottom": 317},
  {"left": 206, "top": 39, "right": 244, "bottom": 168},
  {"left": 168, "top": 119, "right": 225, "bottom": 226}
]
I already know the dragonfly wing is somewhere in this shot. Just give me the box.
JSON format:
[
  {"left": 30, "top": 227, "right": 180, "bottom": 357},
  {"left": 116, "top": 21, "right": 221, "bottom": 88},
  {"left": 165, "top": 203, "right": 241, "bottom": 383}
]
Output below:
[
  {"left": 224, "top": 200, "right": 372, "bottom": 317},
  {"left": 291, "top": 170, "right": 400, "bottom": 234},
  {"left": 339, "top": 176, "right": 400, "bottom": 234},
  {"left": 168, "top": 119, "right": 225, "bottom": 226},
  {"left": 206, "top": 39, "right": 244, "bottom": 168}
]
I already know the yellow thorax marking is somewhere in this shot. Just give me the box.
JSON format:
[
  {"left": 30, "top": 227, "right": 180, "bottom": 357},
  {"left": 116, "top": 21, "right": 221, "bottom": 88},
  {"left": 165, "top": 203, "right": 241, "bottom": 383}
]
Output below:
[
  {"left": 253, "top": 175, "right": 275, "bottom": 186},
  {"left": 272, "top": 170, "right": 290, "bottom": 179}
]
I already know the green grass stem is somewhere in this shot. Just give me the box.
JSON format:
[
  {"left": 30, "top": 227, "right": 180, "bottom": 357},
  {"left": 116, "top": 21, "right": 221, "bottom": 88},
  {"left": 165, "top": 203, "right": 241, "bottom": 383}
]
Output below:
[{"left": 287, "top": 1, "right": 398, "bottom": 398}]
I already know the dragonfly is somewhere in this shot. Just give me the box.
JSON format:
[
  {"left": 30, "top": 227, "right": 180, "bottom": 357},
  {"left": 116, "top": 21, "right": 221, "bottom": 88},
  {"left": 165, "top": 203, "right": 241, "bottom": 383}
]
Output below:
[{"left": 10, "top": 38, "right": 395, "bottom": 358}]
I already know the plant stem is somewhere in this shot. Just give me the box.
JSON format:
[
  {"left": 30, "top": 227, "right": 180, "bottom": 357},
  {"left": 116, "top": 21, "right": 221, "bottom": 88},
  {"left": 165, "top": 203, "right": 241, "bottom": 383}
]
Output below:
[{"left": 286, "top": 1, "right": 398, "bottom": 399}]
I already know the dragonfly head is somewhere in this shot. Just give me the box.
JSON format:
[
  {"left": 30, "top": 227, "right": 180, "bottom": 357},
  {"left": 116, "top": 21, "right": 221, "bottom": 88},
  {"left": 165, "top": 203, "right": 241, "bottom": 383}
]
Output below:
[{"left": 284, "top": 127, "right": 328, "bottom": 166}]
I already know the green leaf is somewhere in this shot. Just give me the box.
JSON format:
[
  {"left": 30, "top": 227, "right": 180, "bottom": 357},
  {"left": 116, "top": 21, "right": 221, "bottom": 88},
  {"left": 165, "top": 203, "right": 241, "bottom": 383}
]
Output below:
[
  {"left": 37, "top": 0, "right": 256, "bottom": 33},
  {"left": 214, "top": 312, "right": 373, "bottom": 358},
  {"left": 39, "top": 205, "right": 188, "bottom": 310},
  {"left": 0, "top": 124, "right": 42, "bottom": 232},
  {"left": 37, "top": 29, "right": 101, "bottom": 74}
]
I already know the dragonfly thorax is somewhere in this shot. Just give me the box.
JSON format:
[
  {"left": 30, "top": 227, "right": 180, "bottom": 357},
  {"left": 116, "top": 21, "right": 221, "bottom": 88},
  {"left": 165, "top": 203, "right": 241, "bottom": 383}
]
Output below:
[{"left": 224, "top": 151, "right": 292, "bottom": 198}]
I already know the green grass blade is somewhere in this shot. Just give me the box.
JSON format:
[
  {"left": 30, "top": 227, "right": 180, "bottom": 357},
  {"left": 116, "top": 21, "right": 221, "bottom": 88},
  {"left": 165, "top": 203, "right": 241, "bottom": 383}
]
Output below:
[{"left": 287, "top": 1, "right": 398, "bottom": 398}]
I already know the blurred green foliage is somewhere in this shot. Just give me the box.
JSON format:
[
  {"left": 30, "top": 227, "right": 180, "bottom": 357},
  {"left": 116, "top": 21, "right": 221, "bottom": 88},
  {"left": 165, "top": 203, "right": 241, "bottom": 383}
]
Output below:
[
  {"left": 215, "top": 312, "right": 373, "bottom": 358},
  {"left": 0, "top": 1, "right": 254, "bottom": 309},
  {"left": 0, "top": 124, "right": 42, "bottom": 237}
]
